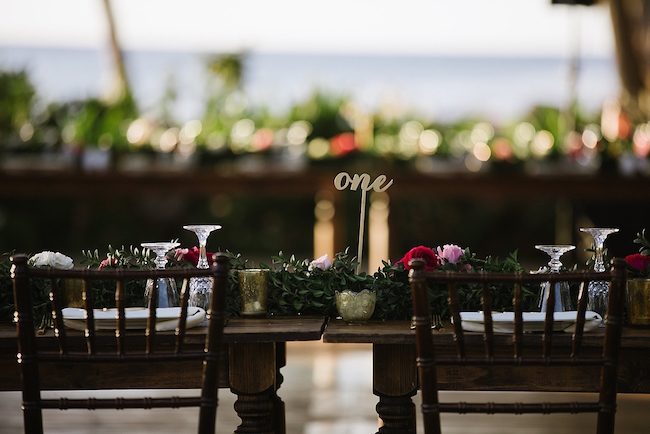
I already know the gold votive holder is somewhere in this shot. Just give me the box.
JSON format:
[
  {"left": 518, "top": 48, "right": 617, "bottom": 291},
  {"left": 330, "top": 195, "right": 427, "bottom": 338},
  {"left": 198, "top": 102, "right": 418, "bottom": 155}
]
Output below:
[
  {"left": 626, "top": 279, "right": 650, "bottom": 326},
  {"left": 61, "top": 278, "right": 85, "bottom": 308},
  {"left": 335, "top": 289, "right": 376, "bottom": 325},
  {"left": 237, "top": 269, "right": 270, "bottom": 317}
]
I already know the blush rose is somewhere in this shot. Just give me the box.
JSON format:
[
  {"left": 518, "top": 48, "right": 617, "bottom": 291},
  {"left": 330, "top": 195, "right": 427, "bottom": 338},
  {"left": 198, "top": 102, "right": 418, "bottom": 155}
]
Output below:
[
  {"left": 309, "top": 253, "right": 333, "bottom": 271},
  {"left": 436, "top": 244, "right": 464, "bottom": 264}
]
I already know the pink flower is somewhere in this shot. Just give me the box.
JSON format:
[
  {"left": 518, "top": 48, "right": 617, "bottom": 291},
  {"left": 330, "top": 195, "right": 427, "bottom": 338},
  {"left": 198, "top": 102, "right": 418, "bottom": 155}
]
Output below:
[
  {"left": 625, "top": 254, "right": 650, "bottom": 273},
  {"left": 309, "top": 253, "right": 332, "bottom": 271},
  {"left": 98, "top": 257, "right": 117, "bottom": 270},
  {"left": 436, "top": 244, "right": 465, "bottom": 264},
  {"left": 396, "top": 246, "right": 439, "bottom": 271}
]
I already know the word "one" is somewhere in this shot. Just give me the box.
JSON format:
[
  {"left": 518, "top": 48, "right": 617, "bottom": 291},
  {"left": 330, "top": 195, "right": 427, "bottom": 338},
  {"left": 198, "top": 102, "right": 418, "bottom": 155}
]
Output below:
[{"left": 333, "top": 172, "right": 393, "bottom": 193}]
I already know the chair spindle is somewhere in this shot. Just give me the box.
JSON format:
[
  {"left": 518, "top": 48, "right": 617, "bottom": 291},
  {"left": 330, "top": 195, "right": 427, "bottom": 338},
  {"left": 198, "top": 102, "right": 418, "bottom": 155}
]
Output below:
[
  {"left": 480, "top": 280, "right": 494, "bottom": 358},
  {"left": 175, "top": 278, "right": 190, "bottom": 354},
  {"left": 447, "top": 281, "right": 466, "bottom": 359},
  {"left": 115, "top": 278, "right": 126, "bottom": 355},
  {"left": 145, "top": 279, "right": 158, "bottom": 354},
  {"left": 49, "top": 278, "right": 67, "bottom": 354},
  {"left": 82, "top": 278, "right": 95, "bottom": 355},
  {"left": 513, "top": 280, "right": 524, "bottom": 359}
]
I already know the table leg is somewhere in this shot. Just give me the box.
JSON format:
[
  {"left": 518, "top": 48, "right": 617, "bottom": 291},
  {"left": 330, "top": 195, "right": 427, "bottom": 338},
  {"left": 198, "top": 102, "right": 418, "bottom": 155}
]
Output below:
[
  {"left": 272, "top": 342, "right": 287, "bottom": 434},
  {"left": 373, "top": 343, "right": 418, "bottom": 434},
  {"left": 230, "top": 342, "right": 276, "bottom": 434}
]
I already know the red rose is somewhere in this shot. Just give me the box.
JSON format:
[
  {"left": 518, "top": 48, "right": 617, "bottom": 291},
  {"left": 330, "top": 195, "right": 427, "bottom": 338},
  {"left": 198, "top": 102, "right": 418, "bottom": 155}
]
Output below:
[
  {"left": 183, "top": 247, "right": 201, "bottom": 266},
  {"left": 396, "top": 245, "right": 439, "bottom": 271},
  {"left": 177, "top": 246, "right": 214, "bottom": 267},
  {"left": 625, "top": 253, "right": 650, "bottom": 272}
]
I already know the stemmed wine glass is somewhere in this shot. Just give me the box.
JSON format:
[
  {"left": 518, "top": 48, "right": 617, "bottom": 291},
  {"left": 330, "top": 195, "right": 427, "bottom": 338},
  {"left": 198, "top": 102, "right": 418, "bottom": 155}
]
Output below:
[
  {"left": 535, "top": 245, "right": 576, "bottom": 312},
  {"left": 580, "top": 227, "right": 619, "bottom": 324},
  {"left": 183, "top": 224, "right": 222, "bottom": 311},
  {"left": 141, "top": 241, "right": 181, "bottom": 308}
]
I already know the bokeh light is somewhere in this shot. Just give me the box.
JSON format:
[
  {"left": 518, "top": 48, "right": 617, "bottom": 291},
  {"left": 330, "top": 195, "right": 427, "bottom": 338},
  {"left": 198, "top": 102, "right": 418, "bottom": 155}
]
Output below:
[
  {"left": 530, "top": 130, "right": 554, "bottom": 158},
  {"left": 308, "top": 137, "right": 330, "bottom": 159},
  {"left": 419, "top": 129, "right": 441, "bottom": 155}
]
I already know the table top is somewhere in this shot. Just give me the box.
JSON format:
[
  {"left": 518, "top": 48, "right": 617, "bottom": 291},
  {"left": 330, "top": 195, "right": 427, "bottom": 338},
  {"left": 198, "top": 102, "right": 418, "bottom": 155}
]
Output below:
[
  {"left": 323, "top": 319, "right": 650, "bottom": 349},
  {"left": 0, "top": 315, "right": 327, "bottom": 347},
  {"left": 324, "top": 319, "right": 650, "bottom": 394},
  {"left": 0, "top": 316, "right": 327, "bottom": 392}
]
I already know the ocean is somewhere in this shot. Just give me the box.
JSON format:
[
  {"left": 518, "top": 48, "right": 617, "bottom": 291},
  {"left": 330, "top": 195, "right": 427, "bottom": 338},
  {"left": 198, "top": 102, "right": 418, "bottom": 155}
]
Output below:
[{"left": 0, "top": 46, "right": 620, "bottom": 125}]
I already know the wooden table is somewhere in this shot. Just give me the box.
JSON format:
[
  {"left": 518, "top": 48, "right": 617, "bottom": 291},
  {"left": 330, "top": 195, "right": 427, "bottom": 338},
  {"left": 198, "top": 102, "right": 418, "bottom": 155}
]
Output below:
[
  {"left": 323, "top": 319, "right": 650, "bottom": 434},
  {"left": 0, "top": 316, "right": 327, "bottom": 434}
]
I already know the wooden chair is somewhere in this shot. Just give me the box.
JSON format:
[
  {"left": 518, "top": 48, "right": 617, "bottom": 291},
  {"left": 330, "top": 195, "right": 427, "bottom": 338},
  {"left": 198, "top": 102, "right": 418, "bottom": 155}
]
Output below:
[
  {"left": 409, "top": 258, "right": 627, "bottom": 434},
  {"left": 10, "top": 253, "right": 230, "bottom": 434}
]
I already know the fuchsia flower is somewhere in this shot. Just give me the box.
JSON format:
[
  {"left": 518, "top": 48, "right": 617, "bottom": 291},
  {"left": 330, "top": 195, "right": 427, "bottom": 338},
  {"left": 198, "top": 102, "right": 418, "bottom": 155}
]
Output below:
[
  {"left": 436, "top": 244, "right": 465, "bottom": 264},
  {"left": 625, "top": 253, "right": 650, "bottom": 273},
  {"left": 98, "top": 257, "right": 117, "bottom": 270},
  {"left": 396, "top": 246, "right": 439, "bottom": 271}
]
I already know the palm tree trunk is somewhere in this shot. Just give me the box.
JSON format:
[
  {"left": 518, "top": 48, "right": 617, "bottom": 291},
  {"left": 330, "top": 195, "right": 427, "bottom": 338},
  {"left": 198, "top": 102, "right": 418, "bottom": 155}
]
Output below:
[
  {"left": 609, "top": 0, "right": 650, "bottom": 120},
  {"left": 102, "top": 0, "right": 130, "bottom": 101}
]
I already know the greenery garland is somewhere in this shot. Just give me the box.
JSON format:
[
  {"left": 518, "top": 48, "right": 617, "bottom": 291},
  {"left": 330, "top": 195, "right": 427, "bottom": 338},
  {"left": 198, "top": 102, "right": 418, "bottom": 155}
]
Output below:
[{"left": 0, "top": 246, "right": 544, "bottom": 325}]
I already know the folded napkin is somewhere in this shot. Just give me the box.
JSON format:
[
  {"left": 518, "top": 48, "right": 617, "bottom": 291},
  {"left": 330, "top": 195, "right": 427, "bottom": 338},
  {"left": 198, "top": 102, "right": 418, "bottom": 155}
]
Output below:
[
  {"left": 458, "top": 311, "right": 603, "bottom": 334},
  {"left": 62, "top": 307, "right": 206, "bottom": 332}
]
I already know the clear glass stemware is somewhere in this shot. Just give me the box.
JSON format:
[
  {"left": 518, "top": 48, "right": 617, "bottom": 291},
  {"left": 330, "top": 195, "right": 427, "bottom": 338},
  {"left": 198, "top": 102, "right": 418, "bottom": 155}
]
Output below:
[
  {"left": 535, "top": 244, "right": 576, "bottom": 312},
  {"left": 141, "top": 241, "right": 181, "bottom": 308},
  {"left": 183, "top": 224, "right": 222, "bottom": 311},
  {"left": 580, "top": 227, "right": 619, "bottom": 324}
]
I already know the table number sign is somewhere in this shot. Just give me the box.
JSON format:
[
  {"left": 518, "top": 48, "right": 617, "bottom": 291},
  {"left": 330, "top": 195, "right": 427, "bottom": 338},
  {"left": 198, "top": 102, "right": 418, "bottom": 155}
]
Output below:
[{"left": 334, "top": 172, "right": 393, "bottom": 272}]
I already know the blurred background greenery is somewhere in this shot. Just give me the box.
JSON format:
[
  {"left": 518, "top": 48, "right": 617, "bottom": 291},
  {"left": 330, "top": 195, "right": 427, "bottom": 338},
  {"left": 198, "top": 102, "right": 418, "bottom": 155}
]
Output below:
[{"left": 2, "top": 1, "right": 650, "bottom": 272}]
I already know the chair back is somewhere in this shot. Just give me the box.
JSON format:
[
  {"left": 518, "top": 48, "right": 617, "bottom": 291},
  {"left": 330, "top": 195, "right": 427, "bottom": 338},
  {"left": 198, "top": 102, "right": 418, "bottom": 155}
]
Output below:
[
  {"left": 409, "top": 258, "right": 626, "bottom": 434},
  {"left": 11, "top": 253, "right": 230, "bottom": 434}
]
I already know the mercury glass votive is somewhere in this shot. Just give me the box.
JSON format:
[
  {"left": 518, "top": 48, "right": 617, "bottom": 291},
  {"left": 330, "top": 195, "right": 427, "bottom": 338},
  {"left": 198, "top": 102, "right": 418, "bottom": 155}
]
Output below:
[{"left": 237, "top": 269, "right": 270, "bottom": 317}]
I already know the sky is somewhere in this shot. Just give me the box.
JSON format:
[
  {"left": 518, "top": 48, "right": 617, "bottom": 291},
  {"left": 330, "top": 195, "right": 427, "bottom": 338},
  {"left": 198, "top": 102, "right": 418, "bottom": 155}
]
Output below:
[{"left": 2, "top": 0, "right": 615, "bottom": 58}]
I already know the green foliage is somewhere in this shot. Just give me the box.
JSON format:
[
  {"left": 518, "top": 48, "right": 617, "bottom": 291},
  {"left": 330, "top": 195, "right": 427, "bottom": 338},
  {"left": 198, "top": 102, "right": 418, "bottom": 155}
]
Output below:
[
  {"left": 207, "top": 53, "right": 245, "bottom": 91},
  {"left": 0, "top": 70, "right": 35, "bottom": 139},
  {"left": 71, "top": 94, "right": 138, "bottom": 150},
  {"left": 371, "top": 260, "right": 411, "bottom": 319},
  {"left": 0, "top": 251, "right": 62, "bottom": 324},
  {"left": 289, "top": 90, "right": 352, "bottom": 139},
  {"left": 81, "top": 243, "right": 184, "bottom": 310},
  {"left": 634, "top": 229, "right": 650, "bottom": 256},
  {"left": 224, "top": 250, "right": 246, "bottom": 317},
  {"left": 81, "top": 244, "right": 154, "bottom": 269},
  {"left": 264, "top": 247, "right": 369, "bottom": 317},
  {"left": 0, "top": 251, "right": 17, "bottom": 323},
  {"left": 371, "top": 249, "right": 537, "bottom": 320},
  {"left": 0, "top": 246, "right": 541, "bottom": 324}
]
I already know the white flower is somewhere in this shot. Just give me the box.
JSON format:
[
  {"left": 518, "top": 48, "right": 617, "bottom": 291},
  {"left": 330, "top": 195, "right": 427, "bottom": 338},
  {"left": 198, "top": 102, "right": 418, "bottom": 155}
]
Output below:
[
  {"left": 29, "top": 251, "right": 74, "bottom": 269},
  {"left": 309, "top": 253, "right": 332, "bottom": 271}
]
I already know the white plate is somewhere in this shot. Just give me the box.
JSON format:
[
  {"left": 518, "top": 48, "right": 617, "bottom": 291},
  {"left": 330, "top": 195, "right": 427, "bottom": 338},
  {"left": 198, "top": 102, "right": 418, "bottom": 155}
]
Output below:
[
  {"left": 458, "top": 311, "right": 602, "bottom": 334},
  {"left": 62, "top": 307, "right": 205, "bottom": 332}
]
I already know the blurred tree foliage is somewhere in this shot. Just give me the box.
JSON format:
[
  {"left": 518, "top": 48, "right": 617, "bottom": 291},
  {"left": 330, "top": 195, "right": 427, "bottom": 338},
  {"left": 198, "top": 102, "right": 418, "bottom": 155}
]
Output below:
[{"left": 0, "top": 70, "right": 35, "bottom": 145}]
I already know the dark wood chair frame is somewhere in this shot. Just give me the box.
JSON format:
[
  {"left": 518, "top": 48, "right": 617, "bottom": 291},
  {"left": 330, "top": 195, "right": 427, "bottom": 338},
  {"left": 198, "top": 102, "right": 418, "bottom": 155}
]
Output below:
[
  {"left": 409, "top": 258, "right": 627, "bottom": 434},
  {"left": 11, "top": 253, "right": 230, "bottom": 434}
]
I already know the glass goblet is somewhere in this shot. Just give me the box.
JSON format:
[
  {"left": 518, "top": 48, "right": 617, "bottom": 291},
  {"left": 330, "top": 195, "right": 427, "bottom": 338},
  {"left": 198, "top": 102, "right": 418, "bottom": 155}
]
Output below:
[
  {"left": 535, "top": 244, "right": 576, "bottom": 312},
  {"left": 183, "top": 224, "right": 222, "bottom": 311},
  {"left": 141, "top": 241, "right": 181, "bottom": 309},
  {"left": 580, "top": 227, "right": 619, "bottom": 324}
]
